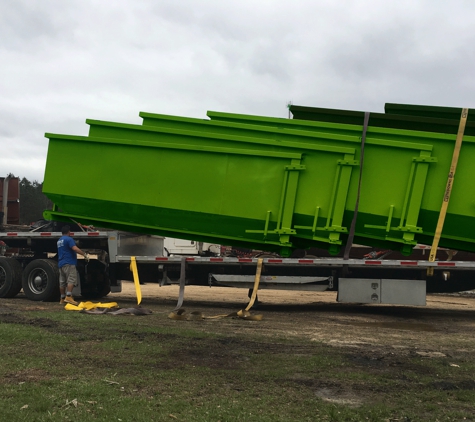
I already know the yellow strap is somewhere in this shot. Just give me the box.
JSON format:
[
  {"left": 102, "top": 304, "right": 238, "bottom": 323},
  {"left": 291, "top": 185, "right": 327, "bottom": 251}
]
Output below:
[
  {"left": 245, "top": 258, "right": 263, "bottom": 311},
  {"left": 130, "top": 256, "right": 142, "bottom": 305},
  {"left": 236, "top": 309, "right": 263, "bottom": 321},
  {"left": 428, "top": 108, "right": 469, "bottom": 274},
  {"left": 168, "top": 258, "right": 265, "bottom": 321},
  {"left": 168, "top": 309, "right": 263, "bottom": 321}
]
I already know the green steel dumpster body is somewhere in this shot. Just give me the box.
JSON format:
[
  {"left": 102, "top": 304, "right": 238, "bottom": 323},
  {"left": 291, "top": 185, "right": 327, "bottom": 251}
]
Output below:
[
  {"left": 87, "top": 115, "right": 457, "bottom": 255},
  {"left": 43, "top": 106, "right": 475, "bottom": 256},
  {"left": 203, "top": 109, "right": 475, "bottom": 247}
]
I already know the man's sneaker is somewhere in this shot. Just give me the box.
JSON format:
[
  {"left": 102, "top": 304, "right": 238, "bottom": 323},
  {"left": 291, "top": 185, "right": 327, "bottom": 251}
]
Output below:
[
  {"left": 60, "top": 298, "right": 66, "bottom": 304},
  {"left": 64, "top": 296, "right": 78, "bottom": 306}
]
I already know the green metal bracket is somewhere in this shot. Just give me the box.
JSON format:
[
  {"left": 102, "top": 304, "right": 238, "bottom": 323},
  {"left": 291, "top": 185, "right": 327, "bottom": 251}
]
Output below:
[
  {"left": 412, "top": 156, "right": 437, "bottom": 163},
  {"left": 246, "top": 159, "right": 304, "bottom": 246},
  {"left": 364, "top": 151, "right": 436, "bottom": 246},
  {"left": 293, "top": 154, "right": 357, "bottom": 246},
  {"left": 386, "top": 205, "right": 394, "bottom": 232},
  {"left": 285, "top": 164, "right": 306, "bottom": 171},
  {"left": 337, "top": 159, "right": 359, "bottom": 166}
]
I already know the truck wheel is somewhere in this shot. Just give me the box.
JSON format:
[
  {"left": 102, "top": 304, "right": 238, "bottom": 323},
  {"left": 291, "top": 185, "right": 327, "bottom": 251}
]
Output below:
[
  {"left": 78, "top": 260, "right": 111, "bottom": 299},
  {"left": 99, "top": 282, "right": 111, "bottom": 297},
  {"left": 81, "top": 279, "right": 111, "bottom": 299},
  {"left": 22, "top": 259, "right": 60, "bottom": 302},
  {"left": 0, "top": 257, "right": 23, "bottom": 298}
]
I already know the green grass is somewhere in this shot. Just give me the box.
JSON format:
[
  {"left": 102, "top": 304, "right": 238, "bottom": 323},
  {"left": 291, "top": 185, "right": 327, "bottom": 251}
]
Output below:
[{"left": 1, "top": 305, "right": 475, "bottom": 422}]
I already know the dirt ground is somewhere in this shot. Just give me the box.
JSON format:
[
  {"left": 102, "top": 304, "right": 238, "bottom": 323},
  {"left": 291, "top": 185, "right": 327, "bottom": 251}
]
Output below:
[
  {"left": 2, "top": 283, "right": 475, "bottom": 415},
  {"left": 111, "top": 283, "right": 475, "bottom": 410},
  {"left": 5, "top": 282, "right": 475, "bottom": 350},
  {"left": 106, "top": 282, "right": 475, "bottom": 351}
]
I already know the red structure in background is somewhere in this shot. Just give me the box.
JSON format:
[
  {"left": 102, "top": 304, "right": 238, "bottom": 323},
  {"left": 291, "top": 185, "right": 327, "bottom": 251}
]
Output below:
[{"left": 0, "top": 176, "right": 20, "bottom": 225}]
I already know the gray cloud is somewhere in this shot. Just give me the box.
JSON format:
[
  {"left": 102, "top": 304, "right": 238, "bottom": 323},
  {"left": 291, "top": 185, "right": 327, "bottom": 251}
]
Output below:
[{"left": 1, "top": 0, "right": 475, "bottom": 181}]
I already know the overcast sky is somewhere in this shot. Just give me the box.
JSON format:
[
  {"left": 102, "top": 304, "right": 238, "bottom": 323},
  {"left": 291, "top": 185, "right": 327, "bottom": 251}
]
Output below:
[{"left": 2, "top": 0, "right": 474, "bottom": 182}]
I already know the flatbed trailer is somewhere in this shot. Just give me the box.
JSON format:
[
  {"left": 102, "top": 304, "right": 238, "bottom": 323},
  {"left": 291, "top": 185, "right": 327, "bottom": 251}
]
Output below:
[
  {"left": 2, "top": 229, "right": 475, "bottom": 305},
  {"left": 0, "top": 230, "right": 119, "bottom": 301}
]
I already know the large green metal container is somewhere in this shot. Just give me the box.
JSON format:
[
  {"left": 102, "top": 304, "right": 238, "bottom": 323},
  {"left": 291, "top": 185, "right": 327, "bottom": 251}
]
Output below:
[
  {"left": 286, "top": 104, "right": 475, "bottom": 136},
  {"left": 212, "top": 104, "right": 475, "bottom": 136},
  {"left": 43, "top": 131, "right": 317, "bottom": 256},
  {"left": 43, "top": 105, "right": 475, "bottom": 256},
  {"left": 87, "top": 115, "right": 452, "bottom": 255},
  {"left": 384, "top": 103, "right": 475, "bottom": 123},
  {"left": 203, "top": 109, "right": 475, "bottom": 253}
]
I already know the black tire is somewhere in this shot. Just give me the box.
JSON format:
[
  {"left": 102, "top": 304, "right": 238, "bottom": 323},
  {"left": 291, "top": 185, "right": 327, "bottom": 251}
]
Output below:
[
  {"left": 78, "top": 259, "right": 111, "bottom": 299},
  {"left": 0, "top": 257, "right": 23, "bottom": 298},
  {"left": 80, "top": 273, "right": 111, "bottom": 299},
  {"left": 81, "top": 283, "right": 111, "bottom": 300},
  {"left": 22, "top": 259, "right": 60, "bottom": 302},
  {"left": 100, "top": 283, "right": 111, "bottom": 297}
]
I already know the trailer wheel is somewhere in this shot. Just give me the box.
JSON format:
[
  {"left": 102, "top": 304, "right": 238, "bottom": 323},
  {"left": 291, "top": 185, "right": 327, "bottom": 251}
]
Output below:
[
  {"left": 85, "top": 284, "right": 111, "bottom": 299},
  {"left": 22, "top": 259, "right": 60, "bottom": 302},
  {"left": 99, "top": 283, "right": 111, "bottom": 297},
  {"left": 81, "top": 277, "right": 111, "bottom": 299},
  {"left": 0, "top": 257, "right": 23, "bottom": 298},
  {"left": 78, "top": 260, "right": 111, "bottom": 299}
]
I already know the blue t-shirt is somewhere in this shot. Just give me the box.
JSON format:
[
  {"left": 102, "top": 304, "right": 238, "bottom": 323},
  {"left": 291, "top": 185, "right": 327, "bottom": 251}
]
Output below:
[{"left": 57, "top": 235, "right": 77, "bottom": 268}]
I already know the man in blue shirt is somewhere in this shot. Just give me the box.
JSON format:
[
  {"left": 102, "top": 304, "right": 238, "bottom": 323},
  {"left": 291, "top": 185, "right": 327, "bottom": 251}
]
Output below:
[{"left": 57, "top": 225, "right": 88, "bottom": 305}]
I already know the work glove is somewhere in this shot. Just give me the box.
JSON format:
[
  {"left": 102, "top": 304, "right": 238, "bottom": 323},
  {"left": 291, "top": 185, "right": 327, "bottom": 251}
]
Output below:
[{"left": 84, "top": 253, "right": 90, "bottom": 262}]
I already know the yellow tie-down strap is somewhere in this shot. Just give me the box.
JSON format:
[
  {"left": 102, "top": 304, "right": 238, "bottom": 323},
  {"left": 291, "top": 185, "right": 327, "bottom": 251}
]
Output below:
[
  {"left": 130, "top": 256, "right": 142, "bottom": 305},
  {"left": 428, "top": 108, "right": 469, "bottom": 276},
  {"left": 168, "top": 258, "right": 264, "bottom": 321}
]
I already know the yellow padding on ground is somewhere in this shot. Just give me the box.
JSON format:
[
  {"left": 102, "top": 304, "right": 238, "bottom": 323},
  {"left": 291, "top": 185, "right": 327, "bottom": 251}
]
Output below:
[
  {"left": 64, "top": 302, "right": 119, "bottom": 311},
  {"left": 64, "top": 303, "right": 82, "bottom": 311}
]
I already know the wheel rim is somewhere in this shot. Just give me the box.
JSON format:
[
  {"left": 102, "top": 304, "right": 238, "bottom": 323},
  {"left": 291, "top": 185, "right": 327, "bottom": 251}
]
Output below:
[
  {"left": 27, "top": 268, "right": 49, "bottom": 294},
  {"left": 0, "top": 266, "right": 6, "bottom": 289}
]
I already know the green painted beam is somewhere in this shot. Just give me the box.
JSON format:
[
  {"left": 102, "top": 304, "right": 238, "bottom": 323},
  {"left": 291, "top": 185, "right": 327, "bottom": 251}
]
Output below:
[
  {"left": 384, "top": 103, "right": 475, "bottom": 123},
  {"left": 287, "top": 104, "right": 475, "bottom": 136}
]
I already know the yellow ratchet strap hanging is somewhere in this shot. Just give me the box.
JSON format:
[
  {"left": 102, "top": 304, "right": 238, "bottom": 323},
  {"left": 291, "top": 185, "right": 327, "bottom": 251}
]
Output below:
[
  {"left": 244, "top": 258, "right": 263, "bottom": 311},
  {"left": 168, "top": 258, "right": 264, "bottom": 321},
  {"left": 130, "top": 256, "right": 142, "bottom": 305},
  {"left": 427, "top": 108, "right": 469, "bottom": 275},
  {"left": 234, "top": 257, "right": 264, "bottom": 320}
]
